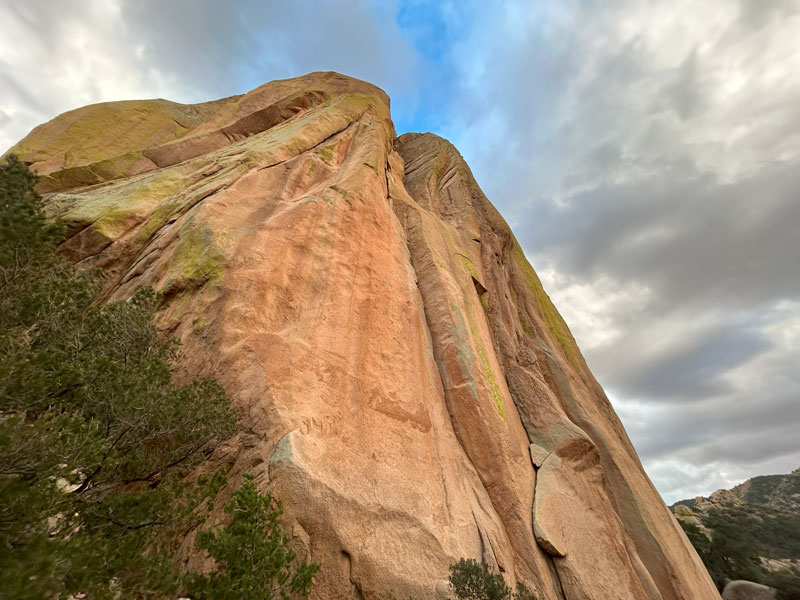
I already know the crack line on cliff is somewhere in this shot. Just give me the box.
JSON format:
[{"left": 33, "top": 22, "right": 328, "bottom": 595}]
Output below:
[
  {"left": 401, "top": 147, "right": 441, "bottom": 178},
  {"left": 547, "top": 556, "right": 568, "bottom": 600},
  {"left": 389, "top": 199, "right": 505, "bottom": 557},
  {"left": 439, "top": 162, "right": 460, "bottom": 190}
]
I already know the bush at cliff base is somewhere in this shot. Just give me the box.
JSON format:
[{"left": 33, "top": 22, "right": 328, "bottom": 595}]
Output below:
[
  {"left": 189, "top": 473, "right": 319, "bottom": 600},
  {"left": 449, "top": 558, "right": 538, "bottom": 600},
  {"left": 678, "top": 509, "right": 800, "bottom": 600}
]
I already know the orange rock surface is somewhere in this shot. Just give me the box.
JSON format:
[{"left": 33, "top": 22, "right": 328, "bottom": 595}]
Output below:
[{"left": 6, "top": 72, "right": 720, "bottom": 600}]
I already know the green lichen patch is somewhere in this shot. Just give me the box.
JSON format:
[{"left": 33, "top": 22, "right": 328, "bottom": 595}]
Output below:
[
  {"left": 317, "top": 144, "right": 336, "bottom": 163},
  {"left": 476, "top": 345, "right": 506, "bottom": 422},
  {"left": 48, "top": 170, "right": 188, "bottom": 260},
  {"left": 135, "top": 197, "right": 184, "bottom": 245},
  {"left": 479, "top": 293, "right": 489, "bottom": 312},
  {"left": 511, "top": 242, "right": 579, "bottom": 367},
  {"left": 91, "top": 208, "right": 143, "bottom": 240},
  {"left": 239, "top": 93, "right": 377, "bottom": 170},
  {"left": 9, "top": 99, "right": 219, "bottom": 170},
  {"left": 511, "top": 288, "right": 535, "bottom": 338},
  {"left": 451, "top": 301, "right": 506, "bottom": 423},
  {"left": 461, "top": 295, "right": 507, "bottom": 423},
  {"left": 192, "top": 315, "right": 208, "bottom": 334},
  {"left": 457, "top": 253, "right": 479, "bottom": 281},
  {"left": 131, "top": 161, "right": 248, "bottom": 250},
  {"left": 163, "top": 222, "right": 226, "bottom": 295},
  {"left": 449, "top": 305, "right": 479, "bottom": 402}
]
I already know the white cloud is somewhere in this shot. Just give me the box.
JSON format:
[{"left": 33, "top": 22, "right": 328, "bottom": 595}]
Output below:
[
  {"left": 0, "top": 0, "right": 174, "bottom": 151},
  {"left": 537, "top": 265, "right": 652, "bottom": 350},
  {"left": 0, "top": 0, "right": 419, "bottom": 153},
  {"left": 440, "top": 0, "right": 800, "bottom": 499},
  {"left": 1, "top": 0, "right": 798, "bottom": 501}
]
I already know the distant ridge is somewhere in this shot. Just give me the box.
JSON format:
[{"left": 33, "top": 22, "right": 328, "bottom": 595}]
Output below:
[{"left": 672, "top": 468, "right": 800, "bottom": 597}]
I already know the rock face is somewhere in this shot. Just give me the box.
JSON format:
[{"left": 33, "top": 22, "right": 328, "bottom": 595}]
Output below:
[{"left": 6, "top": 72, "right": 719, "bottom": 600}]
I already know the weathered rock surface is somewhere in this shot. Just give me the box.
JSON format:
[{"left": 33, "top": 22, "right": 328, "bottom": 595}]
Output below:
[
  {"left": 722, "top": 580, "right": 777, "bottom": 600},
  {"left": 6, "top": 72, "right": 720, "bottom": 600}
]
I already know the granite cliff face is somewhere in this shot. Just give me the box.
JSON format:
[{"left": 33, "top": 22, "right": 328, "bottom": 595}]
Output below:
[{"left": 6, "top": 72, "right": 719, "bottom": 600}]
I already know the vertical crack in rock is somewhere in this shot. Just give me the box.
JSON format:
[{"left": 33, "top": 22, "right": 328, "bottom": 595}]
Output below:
[
  {"left": 342, "top": 550, "right": 366, "bottom": 600},
  {"left": 391, "top": 131, "right": 716, "bottom": 600},
  {"left": 391, "top": 135, "right": 564, "bottom": 599}
]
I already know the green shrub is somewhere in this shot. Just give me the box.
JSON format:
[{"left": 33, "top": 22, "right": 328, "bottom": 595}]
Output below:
[
  {"left": 676, "top": 504, "right": 800, "bottom": 596},
  {"left": 449, "top": 558, "right": 537, "bottom": 600},
  {"left": 190, "top": 474, "right": 319, "bottom": 599}
]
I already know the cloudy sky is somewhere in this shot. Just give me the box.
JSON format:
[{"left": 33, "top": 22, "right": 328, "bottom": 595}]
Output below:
[{"left": 2, "top": 0, "right": 799, "bottom": 503}]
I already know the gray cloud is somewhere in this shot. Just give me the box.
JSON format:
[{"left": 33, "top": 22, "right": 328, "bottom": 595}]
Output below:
[
  {"left": 442, "top": 0, "right": 800, "bottom": 499},
  {"left": 0, "top": 0, "right": 420, "bottom": 151},
  {"left": 615, "top": 324, "right": 769, "bottom": 400},
  {"left": 529, "top": 159, "right": 800, "bottom": 309},
  {"left": 119, "top": 0, "right": 419, "bottom": 100},
  {"left": 1, "top": 0, "right": 798, "bottom": 502}
]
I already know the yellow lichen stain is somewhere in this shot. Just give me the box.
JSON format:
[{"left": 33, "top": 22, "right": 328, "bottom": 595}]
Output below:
[
  {"left": 476, "top": 345, "right": 506, "bottom": 422},
  {"left": 451, "top": 252, "right": 507, "bottom": 422},
  {"left": 91, "top": 208, "right": 142, "bottom": 239},
  {"left": 427, "top": 214, "right": 507, "bottom": 422},
  {"left": 236, "top": 93, "right": 376, "bottom": 171},
  {"left": 317, "top": 144, "right": 336, "bottom": 163},
  {"left": 48, "top": 169, "right": 188, "bottom": 256},
  {"left": 192, "top": 316, "right": 207, "bottom": 334},
  {"left": 457, "top": 253, "right": 480, "bottom": 280},
  {"left": 165, "top": 222, "right": 225, "bottom": 294},
  {"left": 461, "top": 295, "right": 506, "bottom": 423},
  {"left": 479, "top": 293, "right": 489, "bottom": 312},
  {"left": 511, "top": 241, "right": 579, "bottom": 367},
  {"left": 9, "top": 99, "right": 220, "bottom": 169}
]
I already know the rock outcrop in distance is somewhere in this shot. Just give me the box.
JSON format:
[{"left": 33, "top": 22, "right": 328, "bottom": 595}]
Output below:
[
  {"left": 6, "top": 72, "right": 719, "bottom": 600},
  {"left": 672, "top": 467, "right": 800, "bottom": 593}
]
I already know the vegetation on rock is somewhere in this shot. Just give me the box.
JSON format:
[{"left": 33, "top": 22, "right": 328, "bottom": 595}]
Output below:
[
  {"left": 2, "top": 70, "right": 725, "bottom": 599},
  {"left": 672, "top": 470, "right": 800, "bottom": 600},
  {"left": 0, "top": 156, "right": 315, "bottom": 599},
  {"left": 190, "top": 473, "right": 319, "bottom": 600}
]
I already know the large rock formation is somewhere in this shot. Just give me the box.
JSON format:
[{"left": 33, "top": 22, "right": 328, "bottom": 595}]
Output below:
[{"left": 5, "top": 72, "right": 719, "bottom": 600}]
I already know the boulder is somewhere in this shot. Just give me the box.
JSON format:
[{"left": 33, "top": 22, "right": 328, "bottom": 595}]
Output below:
[{"left": 722, "top": 580, "right": 777, "bottom": 600}]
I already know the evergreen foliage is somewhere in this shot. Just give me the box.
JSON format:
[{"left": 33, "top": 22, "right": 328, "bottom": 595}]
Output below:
[
  {"left": 0, "top": 155, "right": 320, "bottom": 599},
  {"left": 0, "top": 155, "right": 241, "bottom": 598},
  {"left": 449, "top": 558, "right": 537, "bottom": 600},
  {"left": 190, "top": 473, "right": 319, "bottom": 600},
  {"left": 676, "top": 505, "right": 800, "bottom": 600}
]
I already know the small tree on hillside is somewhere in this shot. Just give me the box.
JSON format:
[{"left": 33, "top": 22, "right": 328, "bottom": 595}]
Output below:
[{"left": 0, "top": 154, "right": 320, "bottom": 600}]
